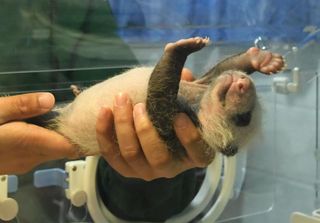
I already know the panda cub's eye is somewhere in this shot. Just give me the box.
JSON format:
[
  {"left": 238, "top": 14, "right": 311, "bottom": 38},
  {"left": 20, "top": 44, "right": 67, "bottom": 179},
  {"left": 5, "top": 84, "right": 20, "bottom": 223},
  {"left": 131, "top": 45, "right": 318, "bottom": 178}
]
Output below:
[{"left": 231, "top": 111, "right": 252, "bottom": 127}]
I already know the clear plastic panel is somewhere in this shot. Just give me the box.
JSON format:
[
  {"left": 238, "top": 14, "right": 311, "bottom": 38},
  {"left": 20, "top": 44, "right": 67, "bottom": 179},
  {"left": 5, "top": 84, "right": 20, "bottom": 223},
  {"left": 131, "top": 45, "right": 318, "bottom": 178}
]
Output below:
[
  {"left": 1, "top": 1, "right": 320, "bottom": 223},
  {"left": 0, "top": 0, "right": 139, "bottom": 74},
  {"left": 213, "top": 46, "right": 277, "bottom": 222},
  {"left": 270, "top": 40, "right": 320, "bottom": 222}
]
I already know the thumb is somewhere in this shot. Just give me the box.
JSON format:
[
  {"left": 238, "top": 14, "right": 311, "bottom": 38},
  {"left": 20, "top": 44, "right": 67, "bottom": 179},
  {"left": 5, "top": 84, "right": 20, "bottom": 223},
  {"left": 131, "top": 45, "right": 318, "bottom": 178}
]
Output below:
[
  {"left": 181, "top": 68, "right": 195, "bottom": 81},
  {"left": 0, "top": 93, "right": 55, "bottom": 124}
]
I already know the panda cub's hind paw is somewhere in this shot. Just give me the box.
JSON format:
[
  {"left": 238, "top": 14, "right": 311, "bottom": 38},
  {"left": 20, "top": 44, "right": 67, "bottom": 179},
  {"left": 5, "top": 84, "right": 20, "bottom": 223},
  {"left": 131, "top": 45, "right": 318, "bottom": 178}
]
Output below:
[{"left": 164, "top": 37, "right": 211, "bottom": 55}]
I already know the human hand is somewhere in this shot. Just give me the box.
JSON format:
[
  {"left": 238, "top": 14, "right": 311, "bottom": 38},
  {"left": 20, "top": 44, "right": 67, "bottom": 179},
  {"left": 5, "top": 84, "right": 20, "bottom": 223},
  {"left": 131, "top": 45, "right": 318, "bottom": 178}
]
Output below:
[
  {"left": 0, "top": 93, "right": 78, "bottom": 175},
  {"left": 96, "top": 69, "right": 214, "bottom": 181}
]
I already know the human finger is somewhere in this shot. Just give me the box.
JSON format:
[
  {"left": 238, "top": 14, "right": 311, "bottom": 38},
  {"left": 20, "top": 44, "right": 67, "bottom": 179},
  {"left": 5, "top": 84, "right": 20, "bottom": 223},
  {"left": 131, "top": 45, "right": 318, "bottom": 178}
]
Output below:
[
  {"left": 133, "top": 103, "right": 176, "bottom": 178},
  {"left": 0, "top": 93, "right": 55, "bottom": 125},
  {"left": 174, "top": 113, "right": 215, "bottom": 167},
  {"left": 113, "top": 93, "right": 153, "bottom": 179},
  {"left": 0, "top": 157, "right": 38, "bottom": 175},
  {"left": 0, "top": 122, "right": 78, "bottom": 170},
  {"left": 181, "top": 68, "right": 195, "bottom": 81},
  {"left": 96, "top": 106, "right": 136, "bottom": 178}
]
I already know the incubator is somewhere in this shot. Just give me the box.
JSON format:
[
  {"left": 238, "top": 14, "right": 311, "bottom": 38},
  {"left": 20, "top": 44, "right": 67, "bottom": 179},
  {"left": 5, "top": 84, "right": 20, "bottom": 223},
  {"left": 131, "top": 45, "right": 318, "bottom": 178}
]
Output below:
[{"left": 0, "top": 0, "right": 320, "bottom": 222}]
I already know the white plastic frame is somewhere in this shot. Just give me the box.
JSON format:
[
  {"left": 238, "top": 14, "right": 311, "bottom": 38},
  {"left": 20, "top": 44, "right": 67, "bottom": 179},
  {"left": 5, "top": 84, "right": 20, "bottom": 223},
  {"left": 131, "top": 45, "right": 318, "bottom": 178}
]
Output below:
[
  {"left": 0, "top": 175, "right": 19, "bottom": 221},
  {"left": 81, "top": 154, "right": 237, "bottom": 223}
]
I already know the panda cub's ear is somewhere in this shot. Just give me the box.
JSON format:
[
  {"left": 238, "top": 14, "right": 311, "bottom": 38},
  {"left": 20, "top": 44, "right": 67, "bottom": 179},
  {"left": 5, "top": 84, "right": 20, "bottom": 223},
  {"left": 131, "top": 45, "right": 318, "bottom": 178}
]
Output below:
[{"left": 220, "top": 144, "right": 238, "bottom": 157}]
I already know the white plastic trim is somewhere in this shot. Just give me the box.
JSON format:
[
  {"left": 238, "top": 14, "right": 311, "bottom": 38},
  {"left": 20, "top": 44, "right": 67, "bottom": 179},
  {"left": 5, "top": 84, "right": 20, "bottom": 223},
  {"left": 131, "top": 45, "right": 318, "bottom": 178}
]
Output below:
[
  {"left": 84, "top": 154, "right": 237, "bottom": 223},
  {"left": 65, "top": 160, "right": 87, "bottom": 207},
  {"left": 166, "top": 154, "right": 223, "bottom": 222},
  {"left": 0, "top": 175, "right": 18, "bottom": 221},
  {"left": 272, "top": 67, "right": 300, "bottom": 94},
  {"left": 200, "top": 156, "right": 237, "bottom": 223},
  {"left": 85, "top": 156, "right": 130, "bottom": 223},
  {"left": 291, "top": 212, "right": 320, "bottom": 223}
]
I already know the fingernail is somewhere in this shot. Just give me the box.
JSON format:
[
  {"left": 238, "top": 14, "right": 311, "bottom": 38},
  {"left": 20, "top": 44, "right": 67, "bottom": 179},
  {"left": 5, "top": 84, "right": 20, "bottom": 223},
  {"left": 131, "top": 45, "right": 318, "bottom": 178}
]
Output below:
[
  {"left": 133, "top": 103, "right": 146, "bottom": 118},
  {"left": 38, "top": 93, "right": 55, "bottom": 109},
  {"left": 174, "top": 113, "right": 189, "bottom": 128},
  {"left": 115, "top": 93, "right": 128, "bottom": 107}
]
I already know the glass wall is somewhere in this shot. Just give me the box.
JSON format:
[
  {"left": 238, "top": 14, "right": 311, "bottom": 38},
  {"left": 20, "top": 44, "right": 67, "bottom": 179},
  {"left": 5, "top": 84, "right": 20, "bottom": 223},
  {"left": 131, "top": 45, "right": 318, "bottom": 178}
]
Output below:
[{"left": 0, "top": 1, "right": 320, "bottom": 222}]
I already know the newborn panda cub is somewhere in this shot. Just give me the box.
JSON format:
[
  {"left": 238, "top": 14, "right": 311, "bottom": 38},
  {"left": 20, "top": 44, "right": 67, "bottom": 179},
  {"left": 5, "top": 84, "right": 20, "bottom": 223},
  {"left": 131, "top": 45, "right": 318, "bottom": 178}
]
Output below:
[{"left": 51, "top": 37, "right": 284, "bottom": 160}]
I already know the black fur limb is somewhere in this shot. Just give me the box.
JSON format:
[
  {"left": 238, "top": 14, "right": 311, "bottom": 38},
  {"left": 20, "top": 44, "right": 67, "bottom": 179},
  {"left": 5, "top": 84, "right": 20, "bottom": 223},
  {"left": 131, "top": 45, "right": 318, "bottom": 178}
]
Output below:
[{"left": 146, "top": 41, "right": 203, "bottom": 158}]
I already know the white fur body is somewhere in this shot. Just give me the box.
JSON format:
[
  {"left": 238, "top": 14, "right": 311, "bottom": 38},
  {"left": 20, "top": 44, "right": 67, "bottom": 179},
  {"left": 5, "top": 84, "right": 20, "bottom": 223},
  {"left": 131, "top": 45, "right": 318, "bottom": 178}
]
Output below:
[
  {"left": 55, "top": 67, "right": 154, "bottom": 155},
  {"left": 54, "top": 67, "right": 259, "bottom": 158},
  {"left": 48, "top": 37, "right": 284, "bottom": 160}
]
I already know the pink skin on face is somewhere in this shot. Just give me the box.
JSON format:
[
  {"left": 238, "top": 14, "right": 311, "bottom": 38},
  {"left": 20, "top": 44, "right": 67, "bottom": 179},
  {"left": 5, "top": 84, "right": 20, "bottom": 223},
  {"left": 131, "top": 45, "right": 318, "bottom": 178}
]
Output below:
[
  {"left": 226, "top": 73, "right": 254, "bottom": 103},
  {"left": 210, "top": 71, "right": 255, "bottom": 115}
]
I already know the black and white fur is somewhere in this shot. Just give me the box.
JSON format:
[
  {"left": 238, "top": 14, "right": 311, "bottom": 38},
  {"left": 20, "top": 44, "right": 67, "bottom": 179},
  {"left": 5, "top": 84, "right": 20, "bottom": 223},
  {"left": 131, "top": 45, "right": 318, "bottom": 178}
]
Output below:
[{"left": 40, "top": 37, "right": 284, "bottom": 160}]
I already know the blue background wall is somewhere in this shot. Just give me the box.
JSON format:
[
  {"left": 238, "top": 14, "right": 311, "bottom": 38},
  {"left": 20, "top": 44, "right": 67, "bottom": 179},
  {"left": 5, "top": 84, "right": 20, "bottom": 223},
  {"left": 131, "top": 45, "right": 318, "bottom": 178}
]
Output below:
[{"left": 108, "top": 0, "right": 320, "bottom": 43}]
